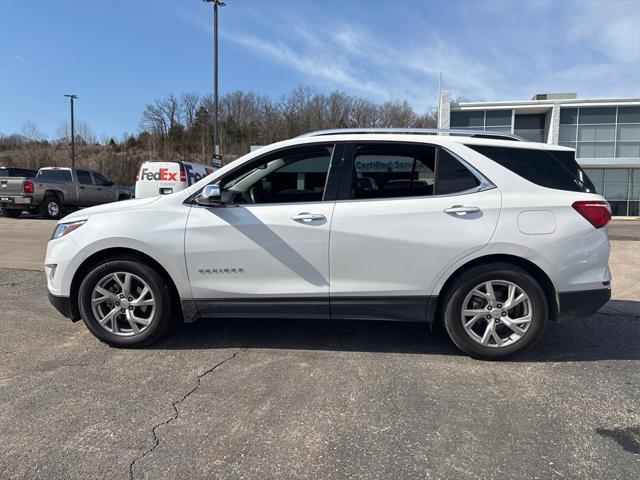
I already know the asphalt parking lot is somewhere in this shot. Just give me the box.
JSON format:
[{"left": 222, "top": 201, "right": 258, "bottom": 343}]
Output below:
[{"left": 1, "top": 217, "right": 638, "bottom": 479}]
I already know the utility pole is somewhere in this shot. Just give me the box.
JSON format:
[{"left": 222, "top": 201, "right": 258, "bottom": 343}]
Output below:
[
  {"left": 203, "top": 0, "right": 225, "bottom": 168},
  {"left": 64, "top": 94, "right": 78, "bottom": 169},
  {"left": 437, "top": 73, "right": 442, "bottom": 129}
]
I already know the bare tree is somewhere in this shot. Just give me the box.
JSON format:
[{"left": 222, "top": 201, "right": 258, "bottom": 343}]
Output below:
[
  {"left": 1, "top": 85, "right": 440, "bottom": 184},
  {"left": 21, "top": 121, "right": 46, "bottom": 142},
  {"left": 55, "top": 121, "right": 71, "bottom": 145},
  {"left": 181, "top": 93, "right": 200, "bottom": 130}
]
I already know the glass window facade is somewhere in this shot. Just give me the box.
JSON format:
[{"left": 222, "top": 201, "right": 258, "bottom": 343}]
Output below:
[
  {"left": 451, "top": 109, "right": 512, "bottom": 133},
  {"left": 451, "top": 109, "right": 549, "bottom": 141},
  {"left": 514, "top": 113, "right": 546, "bottom": 142},
  {"left": 583, "top": 168, "right": 640, "bottom": 216},
  {"left": 560, "top": 106, "right": 640, "bottom": 159}
]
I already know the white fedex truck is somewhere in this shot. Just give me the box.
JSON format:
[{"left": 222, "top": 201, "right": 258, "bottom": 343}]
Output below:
[{"left": 135, "top": 161, "right": 215, "bottom": 198}]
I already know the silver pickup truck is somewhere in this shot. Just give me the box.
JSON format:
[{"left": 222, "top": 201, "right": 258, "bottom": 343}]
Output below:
[{"left": 0, "top": 167, "right": 132, "bottom": 219}]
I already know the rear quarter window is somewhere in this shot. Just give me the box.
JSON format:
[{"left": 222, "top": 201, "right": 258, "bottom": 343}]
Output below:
[
  {"left": 468, "top": 145, "right": 596, "bottom": 193},
  {"left": 434, "top": 149, "right": 480, "bottom": 195}
]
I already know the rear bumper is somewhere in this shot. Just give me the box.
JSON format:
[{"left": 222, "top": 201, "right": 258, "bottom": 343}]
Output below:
[
  {"left": 558, "top": 288, "right": 611, "bottom": 320},
  {"left": 0, "top": 196, "right": 32, "bottom": 208},
  {"left": 0, "top": 195, "right": 32, "bottom": 203}
]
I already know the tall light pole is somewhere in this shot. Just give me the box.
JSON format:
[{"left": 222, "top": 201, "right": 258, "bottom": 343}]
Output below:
[
  {"left": 437, "top": 73, "right": 442, "bottom": 129},
  {"left": 203, "top": 0, "right": 225, "bottom": 168},
  {"left": 64, "top": 94, "right": 78, "bottom": 169}
]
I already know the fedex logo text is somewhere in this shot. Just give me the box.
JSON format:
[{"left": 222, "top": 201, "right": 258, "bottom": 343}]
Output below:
[
  {"left": 184, "top": 164, "right": 215, "bottom": 185},
  {"left": 140, "top": 168, "right": 177, "bottom": 182}
]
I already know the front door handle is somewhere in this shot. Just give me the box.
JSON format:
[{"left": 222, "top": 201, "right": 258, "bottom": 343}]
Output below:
[
  {"left": 291, "top": 212, "right": 326, "bottom": 223},
  {"left": 444, "top": 205, "right": 480, "bottom": 216}
]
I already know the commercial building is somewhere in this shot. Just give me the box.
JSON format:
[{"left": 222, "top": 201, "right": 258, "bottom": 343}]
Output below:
[{"left": 438, "top": 92, "right": 640, "bottom": 216}]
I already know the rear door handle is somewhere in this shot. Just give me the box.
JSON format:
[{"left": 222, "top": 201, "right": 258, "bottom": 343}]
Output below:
[
  {"left": 78, "top": 186, "right": 85, "bottom": 189},
  {"left": 291, "top": 212, "right": 326, "bottom": 223},
  {"left": 444, "top": 205, "right": 480, "bottom": 216}
]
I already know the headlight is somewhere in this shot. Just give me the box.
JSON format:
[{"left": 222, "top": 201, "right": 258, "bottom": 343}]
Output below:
[{"left": 51, "top": 220, "right": 86, "bottom": 240}]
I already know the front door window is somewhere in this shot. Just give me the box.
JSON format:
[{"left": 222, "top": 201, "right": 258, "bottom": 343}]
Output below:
[{"left": 220, "top": 145, "right": 333, "bottom": 204}]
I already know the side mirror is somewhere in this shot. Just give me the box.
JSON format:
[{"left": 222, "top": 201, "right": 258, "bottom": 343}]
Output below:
[
  {"left": 197, "top": 184, "right": 222, "bottom": 206},
  {"left": 108, "top": 180, "right": 114, "bottom": 186}
]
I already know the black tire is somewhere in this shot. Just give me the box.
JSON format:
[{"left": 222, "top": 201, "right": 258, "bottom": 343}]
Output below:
[
  {"left": 2, "top": 208, "right": 22, "bottom": 218},
  {"left": 40, "top": 196, "right": 62, "bottom": 219},
  {"left": 443, "top": 263, "right": 546, "bottom": 360},
  {"left": 78, "top": 258, "right": 176, "bottom": 347}
]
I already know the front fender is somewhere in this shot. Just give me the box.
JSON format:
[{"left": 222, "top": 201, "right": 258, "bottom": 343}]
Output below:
[{"left": 50, "top": 204, "right": 191, "bottom": 298}]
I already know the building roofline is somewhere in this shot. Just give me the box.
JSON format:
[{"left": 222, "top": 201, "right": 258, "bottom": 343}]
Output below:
[{"left": 455, "top": 97, "right": 640, "bottom": 108}]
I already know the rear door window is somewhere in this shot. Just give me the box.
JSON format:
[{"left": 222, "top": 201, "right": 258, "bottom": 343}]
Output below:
[
  {"left": 351, "top": 144, "right": 436, "bottom": 199},
  {"left": 468, "top": 145, "right": 596, "bottom": 193},
  {"left": 77, "top": 170, "right": 93, "bottom": 185},
  {"left": 347, "top": 143, "right": 481, "bottom": 200}
]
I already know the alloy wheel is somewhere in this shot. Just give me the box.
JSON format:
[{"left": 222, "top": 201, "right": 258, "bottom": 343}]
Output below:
[
  {"left": 460, "top": 280, "right": 533, "bottom": 348},
  {"left": 91, "top": 272, "right": 156, "bottom": 336},
  {"left": 47, "top": 201, "right": 59, "bottom": 217}
]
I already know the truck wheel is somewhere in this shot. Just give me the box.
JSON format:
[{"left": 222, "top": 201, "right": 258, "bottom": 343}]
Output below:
[
  {"left": 2, "top": 208, "right": 22, "bottom": 218},
  {"left": 40, "top": 196, "right": 62, "bottom": 219}
]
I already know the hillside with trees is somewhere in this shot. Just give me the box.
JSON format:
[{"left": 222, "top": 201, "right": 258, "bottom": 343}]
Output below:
[{"left": 0, "top": 86, "right": 437, "bottom": 185}]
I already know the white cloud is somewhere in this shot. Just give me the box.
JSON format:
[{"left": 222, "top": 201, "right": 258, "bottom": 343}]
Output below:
[
  {"left": 568, "top": 0, "right": 640, "bottom": 64},
  {"left": 195, "top": 0, "right": 640, "bottom": 105},
  {"left": 223, "top": 31, "right": 390, "bottom": 99}
]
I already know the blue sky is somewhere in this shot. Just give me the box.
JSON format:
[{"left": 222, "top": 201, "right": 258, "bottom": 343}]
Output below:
[{"left": 1, "top": 0, "right": 638, "bottom": 140}]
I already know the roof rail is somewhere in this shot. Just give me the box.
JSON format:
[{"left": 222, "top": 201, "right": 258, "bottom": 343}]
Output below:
[{"left": 298, "top": 128, "right": 528, "bottom": 142}]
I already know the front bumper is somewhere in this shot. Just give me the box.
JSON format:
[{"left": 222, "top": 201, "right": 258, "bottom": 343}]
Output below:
[
  {"left": 49, "top": 293, "right": 70, "bottom": 318},
  {"left": 558, "top": 288, "right": 611, "bottom": 320},
  {"left": 48, "top": 293, "right": 80, "bottom": 321}
]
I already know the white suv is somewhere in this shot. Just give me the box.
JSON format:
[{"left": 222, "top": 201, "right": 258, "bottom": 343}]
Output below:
[{"left": 45, "top": 129, "right": 612, "bottom": 359}]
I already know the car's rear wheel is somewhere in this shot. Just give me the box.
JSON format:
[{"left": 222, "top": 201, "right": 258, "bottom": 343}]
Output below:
[
  {"left": 443, "top": 263, "right": 546, "bottom": 360},
  {"left": 40, "top": 196, "right": 62, "bottom": 219},
  {"left": 78, "top": 258, "right": 176, "bottom": 347}
]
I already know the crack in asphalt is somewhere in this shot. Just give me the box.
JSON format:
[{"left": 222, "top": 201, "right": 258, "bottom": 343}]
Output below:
[{"left": 128, "top": 349, "right": 245, "bottom": 479}]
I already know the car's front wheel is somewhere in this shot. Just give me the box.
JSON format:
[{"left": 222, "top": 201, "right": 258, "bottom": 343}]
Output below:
[
  {"left": 78, "top": 258, "right": 176, "bottom": 347},
  {"left": 443, "top": 263, "right": 546, "bottom": 360}
]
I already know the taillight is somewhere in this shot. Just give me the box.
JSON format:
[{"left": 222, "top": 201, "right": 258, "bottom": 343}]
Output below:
[
  {"left": 23, "top": 180, "right": 34, "bottom": 194},
  {"left": 179, "top": 165, "right": 186, "bottom": 183},
  {"left": 572, "top": 200, "right": 611, "bottom": 228}
]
